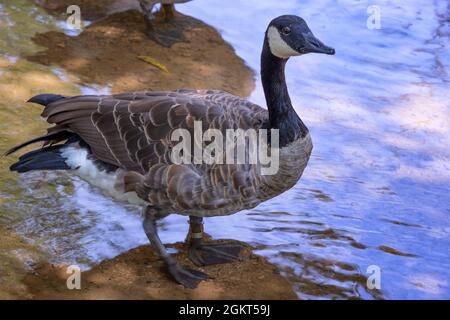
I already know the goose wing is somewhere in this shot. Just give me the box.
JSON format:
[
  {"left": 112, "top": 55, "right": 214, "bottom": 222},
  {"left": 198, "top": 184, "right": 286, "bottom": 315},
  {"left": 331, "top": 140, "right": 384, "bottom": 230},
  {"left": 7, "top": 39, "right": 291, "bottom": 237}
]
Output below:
[{"left": 41, "top": 90, "right": 268, "bottom": 174}]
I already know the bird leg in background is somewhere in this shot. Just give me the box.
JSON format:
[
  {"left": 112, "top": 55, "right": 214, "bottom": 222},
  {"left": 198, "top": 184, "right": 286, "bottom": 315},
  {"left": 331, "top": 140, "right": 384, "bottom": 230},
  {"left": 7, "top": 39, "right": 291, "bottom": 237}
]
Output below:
[
  {"left": 188, "top": 216, "right": 243, "bottom": 266},
  {"left": 141, "top": 2, "right": 202, "bottom": 47},
  {"left": 142, "top": 3, "right": 186, "bottom": 47},
  {"left": 139, "top": 0, "right": 202, "bottom": 47},
  {"left": 162, "top": 4, "right": 176, "bottom": 21},
  {"left": 139, "top": 0, "right": 156, "bottom": 21},
  {"left": 143, "top": 207, "right": 207, "bottom": 289}
]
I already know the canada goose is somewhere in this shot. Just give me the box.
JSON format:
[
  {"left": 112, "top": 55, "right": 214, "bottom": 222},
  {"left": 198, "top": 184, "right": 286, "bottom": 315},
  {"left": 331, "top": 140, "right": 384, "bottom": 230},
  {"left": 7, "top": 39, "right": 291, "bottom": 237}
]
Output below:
[
  {"left": 139, "top": 0, "right": 194, "bottom": 47},
  {"left": 7, "top": 15, "right": 334, "bottom": 288}
]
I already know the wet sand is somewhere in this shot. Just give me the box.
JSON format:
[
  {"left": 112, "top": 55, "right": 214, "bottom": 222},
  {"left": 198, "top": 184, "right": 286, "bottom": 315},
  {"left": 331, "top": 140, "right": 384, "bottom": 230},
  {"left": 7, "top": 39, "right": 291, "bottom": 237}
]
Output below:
[
  {"left": 27, "top": 9, "right": 255, "bottom": 95},
  {"left": 1, "top": 3, "right": 296, "bottom": 299},
  {"left": 23, "top": 241, "right": 297, "bottom": 300}
]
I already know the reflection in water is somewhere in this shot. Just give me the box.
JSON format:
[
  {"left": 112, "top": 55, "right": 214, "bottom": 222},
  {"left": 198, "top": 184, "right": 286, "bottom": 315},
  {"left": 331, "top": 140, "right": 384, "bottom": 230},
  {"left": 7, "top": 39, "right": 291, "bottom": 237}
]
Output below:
[{"left": 0, "top": 0, "right": 449, "bottom": 299}]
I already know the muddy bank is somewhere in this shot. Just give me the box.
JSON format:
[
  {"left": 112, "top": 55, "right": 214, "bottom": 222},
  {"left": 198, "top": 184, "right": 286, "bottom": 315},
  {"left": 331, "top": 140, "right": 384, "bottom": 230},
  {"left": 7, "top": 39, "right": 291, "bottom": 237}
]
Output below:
[
  {"left": 27, "top": 9, "right": 255, "bottom": 95},
  {"left": 23, "top": 241, "right": 297, "bottom": 299}
]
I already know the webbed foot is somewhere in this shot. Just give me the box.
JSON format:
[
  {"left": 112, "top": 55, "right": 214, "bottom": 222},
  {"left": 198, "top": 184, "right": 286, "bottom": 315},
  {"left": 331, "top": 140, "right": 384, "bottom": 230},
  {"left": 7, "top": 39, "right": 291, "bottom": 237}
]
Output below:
[
  {"left": 167, "top": 261, "right": 208, "bottom": 289},
  {"left": 145, "top": 24, "right": 188, "bottom": 47},
  {"left": 144, "top": 11, "right": 202, "bottom": 47},
  {"left": 189, "top": 243, "right": 243, "bottom": 266}
]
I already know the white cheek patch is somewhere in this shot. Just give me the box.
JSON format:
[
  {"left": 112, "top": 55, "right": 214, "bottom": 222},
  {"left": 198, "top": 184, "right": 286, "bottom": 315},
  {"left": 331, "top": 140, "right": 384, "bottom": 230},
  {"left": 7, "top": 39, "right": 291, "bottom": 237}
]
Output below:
[{"left": 267, "top": 26, "right": 300, "bottom": 59}]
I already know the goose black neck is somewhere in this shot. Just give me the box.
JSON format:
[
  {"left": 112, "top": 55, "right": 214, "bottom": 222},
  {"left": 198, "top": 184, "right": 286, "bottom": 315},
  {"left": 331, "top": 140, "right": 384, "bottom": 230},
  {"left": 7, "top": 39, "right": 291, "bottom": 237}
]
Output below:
[{"left": 261, "top": 38, "right": 308, "bottom": 147}]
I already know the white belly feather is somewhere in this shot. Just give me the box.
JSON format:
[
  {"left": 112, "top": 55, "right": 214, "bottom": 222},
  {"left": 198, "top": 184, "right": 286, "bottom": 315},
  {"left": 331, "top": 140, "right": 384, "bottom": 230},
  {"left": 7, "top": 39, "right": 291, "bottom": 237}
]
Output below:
[{"left": 61, "top": 147, "right": 146, "bottom": 206}]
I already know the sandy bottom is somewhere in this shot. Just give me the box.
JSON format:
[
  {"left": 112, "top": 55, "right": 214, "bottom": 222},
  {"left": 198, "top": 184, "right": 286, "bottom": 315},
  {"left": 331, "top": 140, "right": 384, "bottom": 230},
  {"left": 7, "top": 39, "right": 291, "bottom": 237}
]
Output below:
[
  {"left": 23, "top": 241, "right": 297, "bottom": 299},
  {"left": 2, "top": 3, "right": 296, "bottom": 300},
  {"left": 27, "top": 9, "right": 255, "bottom": 95}
]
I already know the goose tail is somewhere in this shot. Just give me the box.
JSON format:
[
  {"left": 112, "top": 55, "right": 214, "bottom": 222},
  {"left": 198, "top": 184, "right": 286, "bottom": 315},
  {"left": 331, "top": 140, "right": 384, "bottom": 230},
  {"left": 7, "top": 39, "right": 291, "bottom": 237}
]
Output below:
[
  {"left": 9, "top": 145, "right": 71, "bottom": 173},
  {"left": 6, "top": 93, "right": 74, "bottom": 172},
  {"left": 4, "top": 131, "right": 72, "bottom": 157}
]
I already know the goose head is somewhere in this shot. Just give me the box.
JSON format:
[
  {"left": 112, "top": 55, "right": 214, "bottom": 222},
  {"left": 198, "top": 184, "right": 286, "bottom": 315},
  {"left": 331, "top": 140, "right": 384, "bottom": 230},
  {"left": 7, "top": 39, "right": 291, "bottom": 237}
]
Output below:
[{"left": 266, "top": 15, "right": 335, "bottom": 59}]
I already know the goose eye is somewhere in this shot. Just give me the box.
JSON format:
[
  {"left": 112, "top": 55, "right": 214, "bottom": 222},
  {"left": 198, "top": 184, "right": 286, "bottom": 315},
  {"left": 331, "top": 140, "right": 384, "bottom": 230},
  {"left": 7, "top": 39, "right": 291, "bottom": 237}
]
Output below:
[{"left": 281, "top": 26, "right": 291, "bottom": 35}]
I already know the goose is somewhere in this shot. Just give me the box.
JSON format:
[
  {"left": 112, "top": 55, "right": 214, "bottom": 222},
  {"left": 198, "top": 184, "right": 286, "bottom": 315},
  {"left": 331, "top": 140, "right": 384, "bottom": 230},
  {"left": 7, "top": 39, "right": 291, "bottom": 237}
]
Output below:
[
  {"left": 6, "top": 15, "right": 334, "bottom": 288},
  {"left": 139, "top": 0, "right": 194, "bottom": 46}
]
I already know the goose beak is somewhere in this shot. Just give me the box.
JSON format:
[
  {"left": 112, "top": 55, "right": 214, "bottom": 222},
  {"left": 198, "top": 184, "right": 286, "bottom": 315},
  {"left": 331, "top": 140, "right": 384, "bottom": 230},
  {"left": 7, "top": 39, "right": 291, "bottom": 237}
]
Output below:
[{"left": 301, "top": 32, "right": 335, "bottom": 55}]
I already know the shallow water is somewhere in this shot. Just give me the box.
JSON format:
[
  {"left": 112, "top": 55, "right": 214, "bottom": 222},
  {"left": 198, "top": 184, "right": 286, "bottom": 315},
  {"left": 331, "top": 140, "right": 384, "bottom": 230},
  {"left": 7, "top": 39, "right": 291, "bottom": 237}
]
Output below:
[{"left": 1, "top": 0, "right": 449, "bottom": 299}]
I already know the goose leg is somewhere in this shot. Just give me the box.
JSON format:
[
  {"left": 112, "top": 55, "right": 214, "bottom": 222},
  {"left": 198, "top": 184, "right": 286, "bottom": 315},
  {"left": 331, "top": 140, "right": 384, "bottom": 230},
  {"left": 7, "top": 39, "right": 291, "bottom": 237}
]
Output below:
[
  {"left": 143, "top": 207, "right": 207, "bottom": 289},
  {"left": 139, "top": 0, "right": 156, "bottom": 21},
  {"left": 188, "top": 216, "right": 243, "bottom": 266},
  {"left": 162, "top": 4, "right": 175, "bottom": 21}
]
